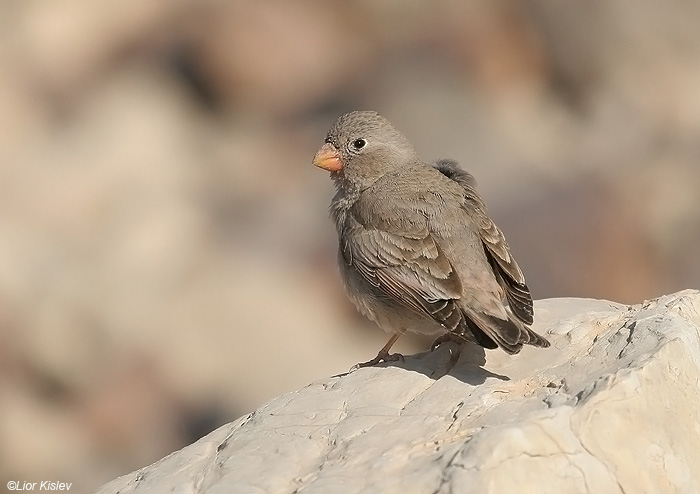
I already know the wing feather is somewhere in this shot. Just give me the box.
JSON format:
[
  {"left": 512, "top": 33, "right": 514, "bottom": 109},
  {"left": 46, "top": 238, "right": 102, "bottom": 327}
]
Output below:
[
  {"left": 433, "top": 159, "right": 534, "bottom": 325},
  {"left": 341, "top": 207, "right": 465, "bottom": 333}
]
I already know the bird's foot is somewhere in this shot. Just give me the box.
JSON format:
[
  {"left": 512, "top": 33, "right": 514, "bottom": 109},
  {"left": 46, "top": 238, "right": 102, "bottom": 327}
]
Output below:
[
  {"left": 431, "top": 332, "right": 466, "bottom": 351},
  {"left": 431, "top": 333, "right": 466, "bottom": 369},
  {"left": 350, "top": 351, "right": 404, "bottom": 371}
]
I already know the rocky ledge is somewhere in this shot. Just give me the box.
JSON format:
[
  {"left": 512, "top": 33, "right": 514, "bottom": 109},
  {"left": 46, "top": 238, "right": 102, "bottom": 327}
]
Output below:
[{"left": 97, "top": 290, "right": 700, "bottom": 494}]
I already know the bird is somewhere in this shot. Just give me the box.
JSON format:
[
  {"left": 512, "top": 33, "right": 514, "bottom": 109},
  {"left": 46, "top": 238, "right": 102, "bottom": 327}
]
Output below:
[{"left": 313, "top": 111, "right": 550, "bottom": 368}]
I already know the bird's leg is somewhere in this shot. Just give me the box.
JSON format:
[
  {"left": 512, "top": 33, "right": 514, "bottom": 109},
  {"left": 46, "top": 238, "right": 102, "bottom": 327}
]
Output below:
[
  {"left": 351, "top": 330, "right": 405, "bottom": 370},
  {"left": 431, "top": 332, "right": 466, "bottom": 351},
  {"left": 431, "top": 332, "right": 467, "bottom": 368}
]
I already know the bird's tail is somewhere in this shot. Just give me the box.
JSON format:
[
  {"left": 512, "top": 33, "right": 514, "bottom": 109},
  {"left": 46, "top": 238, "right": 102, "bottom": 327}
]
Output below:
[
  {"left": 523, "top": 327, "right": 551, "bottom": 348},
  {"left": 459, "top": 310, "right": 550, "bottom": 354}
]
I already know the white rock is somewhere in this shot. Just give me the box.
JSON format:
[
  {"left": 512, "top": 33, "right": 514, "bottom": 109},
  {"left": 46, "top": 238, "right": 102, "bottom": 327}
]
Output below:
[{"left": 96, "top": 290, "right": 700, "bottom": 494}]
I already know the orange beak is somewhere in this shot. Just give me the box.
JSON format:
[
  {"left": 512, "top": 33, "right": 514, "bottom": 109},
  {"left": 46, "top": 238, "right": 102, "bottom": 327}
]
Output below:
[{"left": 313, "top": 143, "right": 343, "bottom": 172}]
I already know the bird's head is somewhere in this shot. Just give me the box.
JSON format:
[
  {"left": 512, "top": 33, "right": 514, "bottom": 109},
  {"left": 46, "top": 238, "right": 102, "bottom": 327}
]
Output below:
[{"left": 313, "top": 111, "right": 417, "bottom": 190}]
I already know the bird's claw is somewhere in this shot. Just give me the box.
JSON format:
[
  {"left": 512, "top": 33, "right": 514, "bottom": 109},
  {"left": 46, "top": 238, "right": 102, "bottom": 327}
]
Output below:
[{"left": 350, "top": 352, "right": 404, "bottom": 371}]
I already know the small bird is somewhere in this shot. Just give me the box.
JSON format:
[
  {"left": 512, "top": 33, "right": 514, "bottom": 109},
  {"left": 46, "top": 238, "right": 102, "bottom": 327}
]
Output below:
[{"left": 313, "top": 111, "right": 550, "bottom": 368}]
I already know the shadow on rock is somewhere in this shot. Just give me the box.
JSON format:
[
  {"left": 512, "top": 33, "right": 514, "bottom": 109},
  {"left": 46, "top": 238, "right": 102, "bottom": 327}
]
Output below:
[{"left": 382, "top": 342, "right": 510, "bottom": 385}]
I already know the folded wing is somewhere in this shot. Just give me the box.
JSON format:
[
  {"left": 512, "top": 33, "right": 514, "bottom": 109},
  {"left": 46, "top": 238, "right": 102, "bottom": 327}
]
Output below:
[{"left": 433, "top": 159, "right": 534, "bottom": 325}]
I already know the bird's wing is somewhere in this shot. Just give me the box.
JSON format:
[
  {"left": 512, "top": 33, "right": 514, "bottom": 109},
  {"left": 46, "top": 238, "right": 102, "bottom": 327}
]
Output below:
[
  {"left": 341, "top": 204, "right": 466, "bottom": 333},
  {"left": 433, "top": 159, "right": 534, "bottom": 325}
]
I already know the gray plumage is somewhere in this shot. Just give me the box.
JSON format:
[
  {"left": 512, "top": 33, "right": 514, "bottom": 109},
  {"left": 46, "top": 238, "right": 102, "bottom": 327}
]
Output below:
[{"left": 313, "top": 111, "right": 549, "bottom": 365}]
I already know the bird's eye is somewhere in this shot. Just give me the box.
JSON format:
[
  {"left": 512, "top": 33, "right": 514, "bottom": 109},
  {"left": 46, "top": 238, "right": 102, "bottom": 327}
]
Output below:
[{"left": 352, "top": 138, "right": 366, "bottom": 150}]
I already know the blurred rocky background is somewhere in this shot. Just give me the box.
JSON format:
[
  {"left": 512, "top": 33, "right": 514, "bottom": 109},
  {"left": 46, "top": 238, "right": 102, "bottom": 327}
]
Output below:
[{"left": 0, "top": 0, "right": 698, "bottom": 491}]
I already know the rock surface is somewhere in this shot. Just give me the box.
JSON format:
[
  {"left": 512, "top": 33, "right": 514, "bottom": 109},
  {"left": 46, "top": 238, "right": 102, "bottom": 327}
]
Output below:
[{"left": 96, "top": 290, "right": 700, "bottom": 494}]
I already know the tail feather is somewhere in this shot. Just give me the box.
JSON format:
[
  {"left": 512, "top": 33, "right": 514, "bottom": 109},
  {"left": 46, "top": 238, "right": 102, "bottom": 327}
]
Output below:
[
  {"left": 524, "top": 327, "right": 550, "bottom": 348},
  {"left": 458, "top": 309, "right": 550, "bottom": 354}
]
